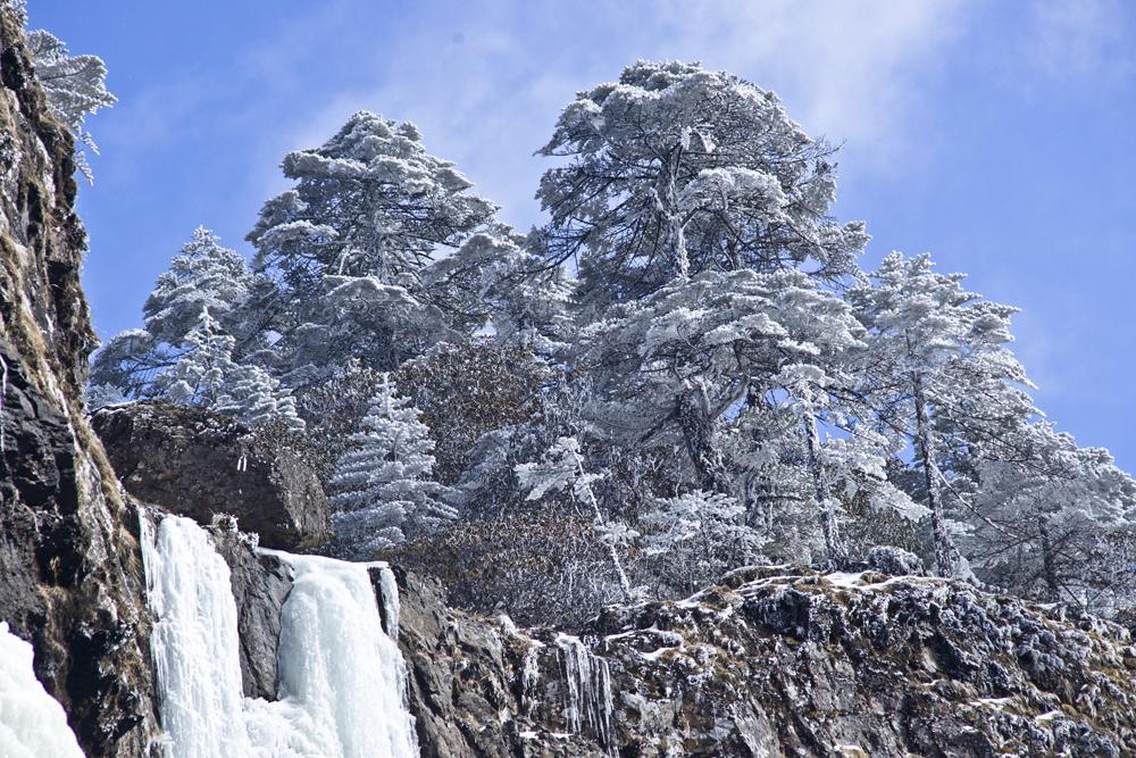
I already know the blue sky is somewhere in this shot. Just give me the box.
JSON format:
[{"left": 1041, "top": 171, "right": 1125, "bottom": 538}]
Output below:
[{"left": 30, "top": 0, "right": 1136, "bottom": 470}]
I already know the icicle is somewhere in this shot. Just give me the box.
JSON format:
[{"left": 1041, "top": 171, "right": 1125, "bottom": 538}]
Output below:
[
  {"left": 519, "top": 642, "right": 544, "bottom": 717},
  {"left": 0, "top": 622, "right": 85, "bottom": 758},
  {"left": 377, "top": 564, "right": 401, "bottom": 641},
  {"left": 0, "top": 352, "right": 8, "bottom": 454},
  {"left": 555, "top": 634, "right": 614, "bottom": 752}
]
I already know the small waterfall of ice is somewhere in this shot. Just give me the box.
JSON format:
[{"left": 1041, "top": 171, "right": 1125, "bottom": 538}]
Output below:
[
  {"left": 555, "top": 633, "right": 614, "bottom": 751},
  {"left": 0, "top": 622, "right": 85, "bottom": 758},
  {"left": 519, "top": 642, "right": 543, "bottom": 717},
  {"left": 377, "top": 565, "right": 401, "bottom": 641},
  {"left": 141, "top": 512, "right": 252, "bottom": 757},
  {"left": 267, "top": 551, "right": 418, "bottom": 757},
  {"left": 140, "top": 510, "right": 418, "bottom": 758}
]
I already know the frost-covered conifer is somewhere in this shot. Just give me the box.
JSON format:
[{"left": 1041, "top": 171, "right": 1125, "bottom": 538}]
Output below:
[
  {"left": 851, "top": 252, "right": 1034, "bottom": 577},
  {"left": 148, "top": 307, "right": 305, "bottom": 431},
  {"left": 422, "top": 232, "right": 572, "bottom": 355},
  {"left": 578, "top": 268, "right": 862, "bottom": 495},
  {"left": 516, "top": 436, "right": 637, "bottom": 600},
  {"left": 92, "top": 228, "right": 253, "bottom": 397},
  {"left": 24, "top": 25, "right": 115, "bottom": 180},
  {"left": 329, "top": 375, "right": 454, "bottom": 558},
  {"left": 143, "top": 227, "right": 252, "bottom": 344},
  {"left": 535, "top": 60, "right": 867, "bottom": 309},
  {"left": 640, "top": 489, "right": 759, "bottom": 594},
  {"left": 155, "top": 308, "right": 234, "bottom": 407},
  {"left": 968, "top": 422, "right": 1136, "bottom": 605},
  {"left": 247, "top": 112, "right": 499, "bottom": 379}
]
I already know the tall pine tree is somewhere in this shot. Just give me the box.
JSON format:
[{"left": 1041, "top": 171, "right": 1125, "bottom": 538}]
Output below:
[{"left": 329, "top": 375, "right": 454, "bottom": 558}]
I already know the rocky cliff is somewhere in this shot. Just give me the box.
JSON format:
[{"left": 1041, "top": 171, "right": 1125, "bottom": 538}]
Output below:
[
  {"left": 390, "top": 564, "right": 1136, "bottom": 757},
  {"left": 0, "top": 8, "right": 159, "bottom": 755},
  {"left": 3, "top": 5, "right": 1136, "bottom": 757}
]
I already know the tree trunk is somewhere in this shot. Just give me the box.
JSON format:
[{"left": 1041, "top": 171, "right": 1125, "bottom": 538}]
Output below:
[
  {"left": 658, "top": 145, "right": 689, "bottom": 280},
  {"left": 912, "top": 371, "right": 959, "bottom": 577},
  {"left": 675, "top": 390, "right": 730, "bottom": 494},
  {"left": 571, "top": 455, "right": 635, "bottom": 603},
  {"left": 803, "top": 413, "right": 844, "bottom": 566},
  {"left": 1038, "top": 519, "right": 1060, "bottom": 601}
]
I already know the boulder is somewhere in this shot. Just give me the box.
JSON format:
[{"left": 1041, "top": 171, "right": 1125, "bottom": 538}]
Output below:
[{"left": 92, "top": 401, "right": 329, "bottom": 549}]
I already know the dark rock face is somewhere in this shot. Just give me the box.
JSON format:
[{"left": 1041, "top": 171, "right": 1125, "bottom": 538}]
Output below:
[
  {"left": 395, "top": 565, "right": 1136, "bottom": 757},
  {"left": 211, "top": 528, "right": 293, "bottom": 700},
  {"left": 92, "top": 401, "right": 329, "bottom": 550},
  {"left": 0, "top": 8, "right": 159, "bottom": 755}
]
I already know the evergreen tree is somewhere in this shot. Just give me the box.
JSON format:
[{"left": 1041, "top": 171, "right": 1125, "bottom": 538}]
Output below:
[
  {"left": 850, "top": 252, "right": 1034, "bottom": 577},
  {"left": 577, "top": 268, "right": 863, "bottom": 495},
  {"left": 329, "top": 375, "right": 454, "bottom": 558},
  {"left": 421, "top": 231, "right": 572, "bottom": 355},
  {"left": 154, "top": 308, "right": 305, "bottom": 431},
  {"left": 967, "top": 422, "right": 1136, "bottom": 605},
  {"left": 144, "top": 227, "right": 252, "bottom": 344},
  {"left": 92, "top": 228, "right": 253, "bottom": 397},
  {"left": 515, "top": 435, "right": 637, "bottom": 601},
  {"left": 247, "top": 112, "right": 500, "bottom": 380},
  {"left": 24, "top": 23, "right": 115, "bottom": 180},
  {"left": 534, "top": 60, "right": 867, "bottom": 311}
]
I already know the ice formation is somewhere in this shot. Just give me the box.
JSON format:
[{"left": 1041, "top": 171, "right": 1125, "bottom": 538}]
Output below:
[
  {"left": 555, "top": 633, "right": 614, "bottom": 751},
  {"left": 378, "top": 564, "right": 401, "bottom": 640},
  {"left": 0, "top": 622, "right": 86, "bottom": 758},
  {"left": 141, "top": 510, "right": 417, "bottom": 758},
  {"left": 142, "top": 513, "right": 253, "bottom": 757}
]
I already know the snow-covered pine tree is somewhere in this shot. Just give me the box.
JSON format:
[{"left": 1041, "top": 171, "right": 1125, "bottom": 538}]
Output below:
[
  {"left": 91, "top": 228, "right": 253, "bottom": 397},
  {"left": 151, "top": 307, "right": 305, "bottom": 432},
  {"left": 421, "top": 231, "right": 572, "bottom": 356},
  {"left": 143, "top": 227, "right": 252, "bottom": 344},
  {"left": 154, "top": 307, "right": 235, "bottom": 407},
  {"left": 640, "top": 489, "right": 758, "bottom": 595},
  {"left": 850, "top": 252, "right": 1035, "bottom": 578},
  {"left": 247, "top": 112, "right": 500, "bottom": 381},
  {"left": 967, "top": 422, "right": 1136, "bottom": 606},
  {"left": 534, "top": 60, "right": 867, "bottom": 311},
  {"left": 515, "top": 435, "right": 637, "bottom": 601},
  {"left": 329, "top": 374, "right": 454, "bottom": 559},
  {"left": 23, "top": 22, "right": 116, "bottom": 181},
  {"left": 576, "top": 268, "right": 863, "bottom": 496}
]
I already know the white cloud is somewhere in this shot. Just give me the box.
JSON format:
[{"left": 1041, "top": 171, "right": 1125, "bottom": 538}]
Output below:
[{"left": 278, "top": 0, "right": 972, "bottom": 229}]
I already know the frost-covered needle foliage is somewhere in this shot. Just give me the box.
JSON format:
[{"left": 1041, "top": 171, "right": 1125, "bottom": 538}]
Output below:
[
  {"left": 329, "top": 374, "right": 454, "bottom": 559},
  {"left": 89, "top": 58, "right": 1136, "bottom": 626},
  {"left": 6, "top": 2, "right": 116, "bottom": 181}
]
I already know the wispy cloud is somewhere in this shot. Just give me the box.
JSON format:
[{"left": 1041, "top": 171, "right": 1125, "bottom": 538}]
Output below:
[{"left": 1025, "top": 0, "right": 1133, "bottom": 81}]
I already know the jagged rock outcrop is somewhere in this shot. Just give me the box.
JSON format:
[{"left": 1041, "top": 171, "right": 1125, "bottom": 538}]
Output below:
[
  {"left": 0, "top": 8, "right": 159, "bottom": 755},
  {"left": 395, "top": 565, "right": 1136, "bottom": 757},
  {"left": 210, "top": 527, "right": 294, "bottom": 700},
  {"left": 92, "top": 401, "right": 329, "bottom": 550}
]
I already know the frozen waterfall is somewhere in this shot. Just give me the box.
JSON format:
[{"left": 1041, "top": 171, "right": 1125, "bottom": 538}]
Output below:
[
  {"left": 140, "top": 511, "right": 417, "bottom": 758},
  {"left": 0, "top": 622, "right": 85, "bottom": 758}
]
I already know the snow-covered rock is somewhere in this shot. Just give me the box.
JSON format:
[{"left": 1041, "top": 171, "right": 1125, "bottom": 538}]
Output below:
[{"left": 395, "top": 564, "right": 1136, "bottom": 756}]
